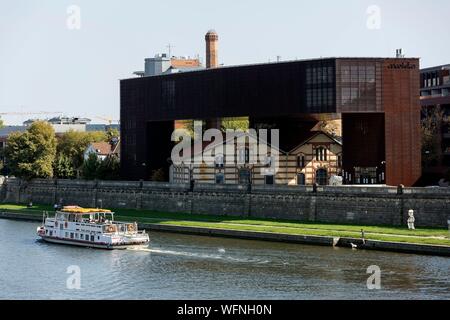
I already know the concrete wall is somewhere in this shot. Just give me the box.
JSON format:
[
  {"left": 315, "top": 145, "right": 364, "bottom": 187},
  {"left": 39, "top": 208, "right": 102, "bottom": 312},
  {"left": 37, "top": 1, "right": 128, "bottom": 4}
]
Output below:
[{"left": 1, "top": 178, "right": 449, "bottom": 228}]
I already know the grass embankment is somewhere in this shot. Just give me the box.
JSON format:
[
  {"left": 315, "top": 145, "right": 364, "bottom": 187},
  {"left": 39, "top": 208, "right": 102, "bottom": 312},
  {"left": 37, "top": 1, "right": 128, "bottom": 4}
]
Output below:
[{"left": 1, "top": 203, "right": 449, "bottom": 246}]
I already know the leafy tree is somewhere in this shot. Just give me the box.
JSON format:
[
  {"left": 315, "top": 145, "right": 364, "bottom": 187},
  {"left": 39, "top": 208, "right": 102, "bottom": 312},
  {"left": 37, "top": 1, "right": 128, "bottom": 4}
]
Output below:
[
  {"left": 221, "top": 117, "right": 249, "bottom": 132},
  {"left": 97, "top": 155, "right": 120, "bottom": 180},
  {"left": 81, "top": 153, "right": 101, "bottom": 180},
  {"left": 421, "top": 106, "right": 444, "bottom": 168},
  {"left": 0, "top": 117, "right": 4, "bottom": 129},
  {"left": 151, "top": 168, "right": 166, "bottom": 182},
  {"left": 57, "top": 130, "right": 107, "bottom": 171},
  {"left": 318, "top": 120, "right": 342, "bottom": 138},
  {"left": 106, "top": 127, "right": 120, "bottom": 143},
  {"left": 53, "top": 154, "right": 75, "bottom": 179},
  {"left": 5, "top": 121, "right": 57, "bottom": 179},
  {"left": 80, "top": 153, "right": 120, "bottom": 181}
]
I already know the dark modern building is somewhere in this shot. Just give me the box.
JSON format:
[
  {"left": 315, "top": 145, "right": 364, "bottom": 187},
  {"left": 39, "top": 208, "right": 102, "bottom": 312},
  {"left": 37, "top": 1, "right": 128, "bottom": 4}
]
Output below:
[
  {"left": 120, "top": 56, "right": 421, "bottom": 186},
  {"left": 420, "top": 64, "right": 450, "bottom": 175}
]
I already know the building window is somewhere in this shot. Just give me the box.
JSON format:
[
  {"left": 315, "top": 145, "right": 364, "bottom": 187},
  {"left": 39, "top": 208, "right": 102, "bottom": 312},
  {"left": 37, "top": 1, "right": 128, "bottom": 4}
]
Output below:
[
  {"left": 215, "top": 154, "right": 224, "bottom": 168},
  {"left": 238, "top": 169, "right": 251, "bottom": 185},
  {"left": 316, "top": 147, "right": 327, "bottom": 161},
  {"left": 316, "top": 169, "right": 328, "bottom": 186},
  {"left": 264, "top": 155, "right": 273, "bottom": 167},
  {"left": 215, "top": 172, "right": 225, "bottom": 184},
  {"left": 238, "top": 148, "right": 250, "bottom": 164},
  {"left": 297, "top": 173, "right": 306, "bottom": 186},
  {"left": 297, "top": 155, "right": 305, "bottom": 168},
  {"left": 337, "top": 154, "right": 342, "bottom": 168},
  {"left": 265, "top": 175, "right": 274, "bottom": 185}
]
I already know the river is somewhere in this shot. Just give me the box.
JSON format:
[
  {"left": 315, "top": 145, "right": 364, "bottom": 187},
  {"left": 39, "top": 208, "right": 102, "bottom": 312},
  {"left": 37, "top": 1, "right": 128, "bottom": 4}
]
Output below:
[{"left": 0, "top": 219, "right": 449, "bottom": 300}]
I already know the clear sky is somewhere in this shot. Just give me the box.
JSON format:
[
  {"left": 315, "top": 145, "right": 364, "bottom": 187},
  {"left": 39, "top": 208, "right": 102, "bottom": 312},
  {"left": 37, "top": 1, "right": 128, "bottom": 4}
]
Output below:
[{"left": 1, "top": 0, "right": 449, "bottom": 125}]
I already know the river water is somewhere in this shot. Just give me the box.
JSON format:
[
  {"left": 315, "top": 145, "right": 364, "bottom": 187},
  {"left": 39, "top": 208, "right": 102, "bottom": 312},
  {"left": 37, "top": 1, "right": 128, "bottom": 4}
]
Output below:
[{"left": 0, "top": 219, "right": 449, "bottom": 300}]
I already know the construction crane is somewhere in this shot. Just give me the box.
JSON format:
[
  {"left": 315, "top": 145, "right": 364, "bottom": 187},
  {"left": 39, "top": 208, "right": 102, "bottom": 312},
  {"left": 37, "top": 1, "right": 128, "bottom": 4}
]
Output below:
[
  {"left": 0, "top": 111, "right": 62, "bottom": 116},
  {"left": 0, "top": 111, "right": 63, "bottom": 125},
  {"left": 94, "top": 116, "right": 120, "bottom": 126}
]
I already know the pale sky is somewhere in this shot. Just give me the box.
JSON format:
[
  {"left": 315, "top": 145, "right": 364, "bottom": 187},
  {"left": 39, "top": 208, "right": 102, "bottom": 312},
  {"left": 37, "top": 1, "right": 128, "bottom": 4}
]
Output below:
[{"left": 1, "top": 0, "right": 449, "bottom": 125}]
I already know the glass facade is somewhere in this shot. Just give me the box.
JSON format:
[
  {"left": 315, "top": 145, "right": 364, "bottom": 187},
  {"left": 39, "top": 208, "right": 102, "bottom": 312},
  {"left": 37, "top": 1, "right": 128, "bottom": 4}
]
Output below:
[
  {"left": 306, "top": 65, "right": 335, "bottom": 111},
  {"left": 336, "top": 60, "right": 382, "bottom": 113}
]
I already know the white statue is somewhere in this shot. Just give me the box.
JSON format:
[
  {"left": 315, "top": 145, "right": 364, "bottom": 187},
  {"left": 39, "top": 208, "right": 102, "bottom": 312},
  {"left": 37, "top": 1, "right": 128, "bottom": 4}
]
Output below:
[
  {"left": 329, "top": 175, "right": 343, "bottom": 186},
  {"left": 407, "top": 210, "right": 416, "bottom": 230}
]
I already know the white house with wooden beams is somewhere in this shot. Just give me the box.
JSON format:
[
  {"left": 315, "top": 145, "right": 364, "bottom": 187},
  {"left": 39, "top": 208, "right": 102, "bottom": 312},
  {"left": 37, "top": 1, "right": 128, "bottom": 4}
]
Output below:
[{"left": 170, "top": 131, "right": 342, "bottom": 186}]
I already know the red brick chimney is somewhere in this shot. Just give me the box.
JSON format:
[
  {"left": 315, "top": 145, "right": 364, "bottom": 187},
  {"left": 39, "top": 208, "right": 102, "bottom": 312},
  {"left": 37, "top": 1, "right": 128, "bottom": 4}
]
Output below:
[{"left": 205, "top": 30, "right": 219, "bottom": 68}]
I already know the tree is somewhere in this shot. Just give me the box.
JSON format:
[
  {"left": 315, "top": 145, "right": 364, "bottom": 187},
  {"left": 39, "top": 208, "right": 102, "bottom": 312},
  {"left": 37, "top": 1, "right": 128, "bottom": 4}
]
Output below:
[
  {"left": 53, "top": 154, "right": 75, "bottom": 179},
  {"left": 81, "top": 153, "right": 100, "bottom": 180},
  {"left": 106, "top": 127, "right": 120, "bottom": 143},
  {"left": 221, "top": 117, "right": 249, "bottom": 132},
  {"left": 318, "top": 120, "right": 342, "bottom": 138},
  {"left": 0, "top": 117, "right": 4, "bottom": 129},
  {"left": 97, "top": 155, "right": 120, "bottom": 180},
  {"left": 421, "top": 106, "right": 444, "bottom": 168},
  {"left": 5, "top": 121, "right": 57, "bottom": 179},
  {"left": 150, "top": 168, "right": 166, "bottom": 182},
  {"left": 57, "top": 130, "right": 107, "bottom": 172}
]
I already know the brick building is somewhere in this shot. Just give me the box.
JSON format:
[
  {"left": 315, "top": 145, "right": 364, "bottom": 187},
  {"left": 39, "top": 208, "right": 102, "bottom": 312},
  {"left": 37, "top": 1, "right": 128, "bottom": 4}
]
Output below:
[
  {"left": 420, "top": 64, "right": 450, "bottom": 181},
  {"left": 170, "top": 131, "right": 343, "bottom": 186},
  {"left": 121, "top": 32, "right": 421, "bottom": 186}
]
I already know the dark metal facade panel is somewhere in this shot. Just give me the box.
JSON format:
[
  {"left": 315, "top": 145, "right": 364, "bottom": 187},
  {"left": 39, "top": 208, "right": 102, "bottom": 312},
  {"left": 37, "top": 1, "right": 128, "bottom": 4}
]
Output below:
[{"left": 120, "top": 59, "right": 337, "bottom": 122}]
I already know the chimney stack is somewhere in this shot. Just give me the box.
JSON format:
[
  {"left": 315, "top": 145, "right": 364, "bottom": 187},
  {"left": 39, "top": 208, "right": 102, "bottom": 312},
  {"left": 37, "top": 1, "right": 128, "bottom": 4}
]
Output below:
[{"left": 205, "top": 30, "right": 219, "bottom": 68}]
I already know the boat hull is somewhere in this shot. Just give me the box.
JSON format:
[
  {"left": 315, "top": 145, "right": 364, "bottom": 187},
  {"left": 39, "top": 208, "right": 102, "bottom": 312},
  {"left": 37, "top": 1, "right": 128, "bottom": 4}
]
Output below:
[{"left": 39, "top": 236, "right": 149, "bottom": 250}]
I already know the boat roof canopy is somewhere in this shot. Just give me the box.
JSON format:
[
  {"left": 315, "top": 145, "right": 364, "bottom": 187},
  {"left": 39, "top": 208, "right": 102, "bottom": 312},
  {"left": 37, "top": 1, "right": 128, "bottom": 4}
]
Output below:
[{"left": 60, "top": 206, "right": 113, "bottom": 214}]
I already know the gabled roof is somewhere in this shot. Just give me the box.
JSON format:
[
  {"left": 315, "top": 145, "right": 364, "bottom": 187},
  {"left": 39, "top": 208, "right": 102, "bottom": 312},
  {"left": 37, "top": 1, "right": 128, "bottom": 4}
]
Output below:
[
  {"left": 289, "top": 131, "right": 342, "bottom": 154},
  {"left": 176, "top": 131, "right": 286, "bottom": 163},
  {"left": 88, "top": 142, "right": 116, "bottom": 156}
]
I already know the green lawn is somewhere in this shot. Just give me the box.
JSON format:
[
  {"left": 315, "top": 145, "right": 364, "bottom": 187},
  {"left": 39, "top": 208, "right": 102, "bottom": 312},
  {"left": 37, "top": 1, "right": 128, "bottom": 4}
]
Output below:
[{"left": 1, "top": 203, "right": 449, "bottom": 246}]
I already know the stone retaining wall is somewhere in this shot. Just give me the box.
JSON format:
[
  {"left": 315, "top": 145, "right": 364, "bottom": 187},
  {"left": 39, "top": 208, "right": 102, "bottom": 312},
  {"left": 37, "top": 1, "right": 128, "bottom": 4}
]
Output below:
[{"left": 1, "top": 178, "right": 449, "bottom": 227}]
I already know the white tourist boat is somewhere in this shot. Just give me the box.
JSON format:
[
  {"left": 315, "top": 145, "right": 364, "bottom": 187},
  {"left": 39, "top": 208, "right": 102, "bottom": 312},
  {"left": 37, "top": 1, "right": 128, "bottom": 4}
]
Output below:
[{"left": 36, "top": 206, "right": 150, "bottom": 250}]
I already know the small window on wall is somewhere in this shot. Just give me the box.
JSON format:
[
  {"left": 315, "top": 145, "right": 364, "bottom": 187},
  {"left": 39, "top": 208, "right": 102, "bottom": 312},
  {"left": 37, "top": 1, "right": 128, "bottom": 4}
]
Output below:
[
  {"left": 337, "top": 154, "right": 342, "bottom": 167},
  {"left": 297, "top": 173, "right": 306, "bottom": 186},
  {"left": 316, "top": 147, "right": 327, "bottom": 161},
  {"left": 238, "top": 148, "right": 250, "bottom": 164},
  {"left": 238, "top": 169, "right": 251, "bottom": 185},
  {"left": 215, "top": 173, "right": 225, "bottom": 184},
  {"left": 316, "top": 169, "right": 328, "bottom": 186},
  {"left": 297, "top": 155, "right": 305, "bottom": 168},
  {"left": 265, "top": 175, "right": 274, "bottom": 185},
  {"left": 215, "top": 154, "right": 224, "bottom": 168}
]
